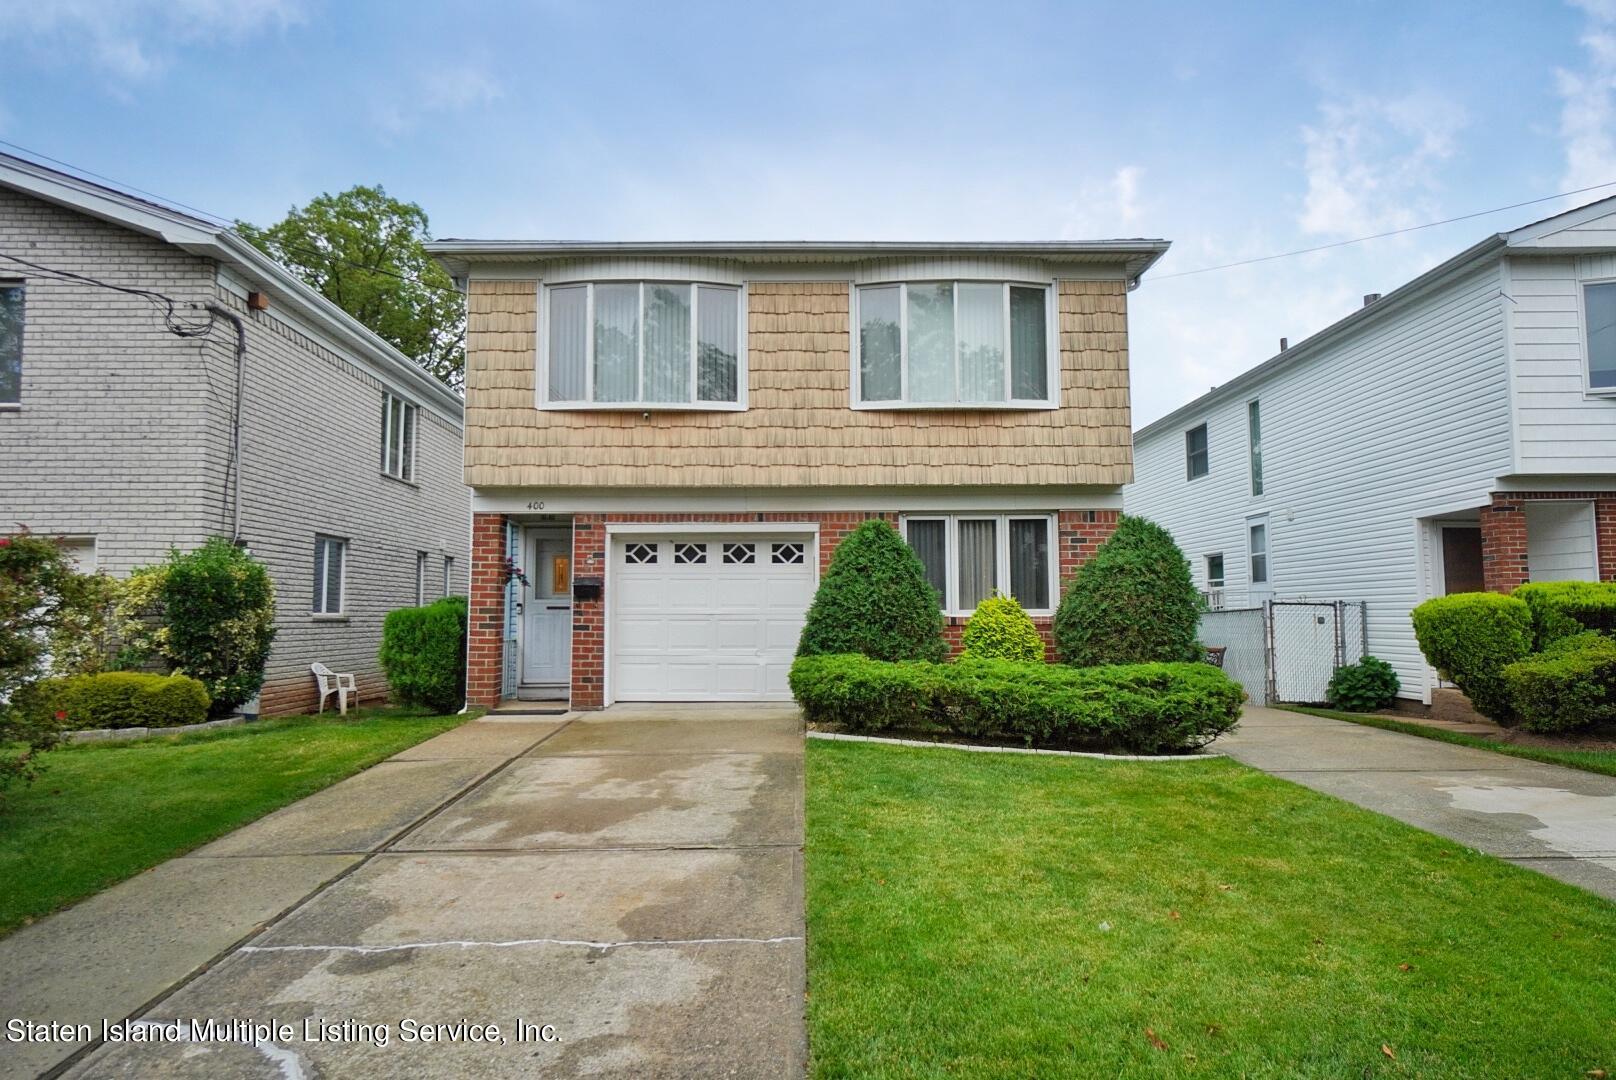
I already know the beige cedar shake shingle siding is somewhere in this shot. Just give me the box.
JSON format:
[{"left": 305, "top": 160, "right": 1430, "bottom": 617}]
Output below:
[{"left": 464, "top": 278, "right": 1131, "bottom": 488}]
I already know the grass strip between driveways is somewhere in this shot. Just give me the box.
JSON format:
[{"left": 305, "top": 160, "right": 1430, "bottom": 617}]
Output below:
[
  {"left": 805, "top": 738, "right": 1616, "bottom": 1079},
  {"left": 0, "top": 706, "right": 469, "bottom": 936},
  {"left": 1279, "top": 705, "right": 1616, "bottom": 779}
]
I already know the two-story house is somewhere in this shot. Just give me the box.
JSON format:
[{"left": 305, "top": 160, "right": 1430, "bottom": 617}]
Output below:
[
  {"left": 0, "top": 152, "right": 470, "bottom": 714},
  {"left": 1125, "top": 196, "right": 1616, "bottom": 705},
  {"left": 429, "top": 240, "right": 1169, "bottom": 708}
]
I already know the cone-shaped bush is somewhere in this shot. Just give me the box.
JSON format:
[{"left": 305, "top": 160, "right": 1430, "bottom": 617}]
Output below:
[
  {"left": 1053, "top": 515, "right": 1203, "bottom": 666},
  {"left": 960, "top": 593, "right": 1046, "bottom": 663},
  {"left": 796, "top": 519, "right": 946, "bottom": 662}
]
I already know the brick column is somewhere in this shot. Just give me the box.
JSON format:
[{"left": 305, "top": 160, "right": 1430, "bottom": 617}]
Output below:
[
  {"left": 570, "top": 515, "right": 607, "bottom": 709},
  {"left": 1479, "top": 495, "right": 1529, "bottom": 593},
  {"left": 467, "top": 512, "right": 508, "bottom": 708}
]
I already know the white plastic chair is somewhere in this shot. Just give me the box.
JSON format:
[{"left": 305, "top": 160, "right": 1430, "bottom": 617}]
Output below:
[{"left": 311, "top": 663, "right": 357, "bottom": 715}]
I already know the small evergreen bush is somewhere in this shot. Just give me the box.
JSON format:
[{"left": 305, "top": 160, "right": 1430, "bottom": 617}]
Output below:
[
  {"left": 21, "top": 672, "right": 210, "bottom": 730},
  {"left": 1513, "top": 581, "right": 1616, "bottom": 651},
  {"left": 380, "top": 595, "right": 467, "bottom": 714},
  {"left": 1053, "top": 515, "right": 1202, "bottom": 667},
  {"left": 796, "top": 520, "right": 946, "bottom": 662},
  {"left": 161, "top": 538, "right": 276, "bottom": 717},
  {"left": 959, "top": 594, "right": 1045, "bottom": 663},
  {"left": 0, "top": 529, "right": 78, "bottom": 793},
  {"left": 1410, "top": 592, "right": 1532, "bottom": 721},
  {"left": 1325, "top": 656, "right": 1400, "bottom": 712},
  {"left": 1502, "top": 635, "right": 1616, "bottom": 733}
]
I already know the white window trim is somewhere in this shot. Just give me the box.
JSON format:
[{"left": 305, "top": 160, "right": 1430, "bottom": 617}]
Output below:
[
  {"left": 381, "top": 393, "right": 418, "bottom": 482},
  {"left": 1246, "top": 516, "right": 1271, "bottom": 589},
  {"left": 849, "top": 280, "right": 1059, "bottom": 410},
  {"left": 900, "top": 513, "right": 1058, "bottom": 617},
  {"left": 313, "top": 535, "right": 348, "bottom": 617},
  {"left": 535, "top": 280, "right": 749, "bottom": 411},
  {"left": 1185, "top": 422, "right": 1210, "bottom": 481},
  {"left": 1579, "top": 277, "right": 1616, "bottom": 397},
  {"left": 0, "top": 279, "right": 22, "bottom": 407},
  {"left": 1247, "top": 399, "right": 1263, "bottom": 497}
]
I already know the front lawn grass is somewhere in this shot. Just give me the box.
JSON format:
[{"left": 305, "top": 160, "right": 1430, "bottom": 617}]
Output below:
[
  {"left": 0, "top": 706, "right": 468, "bottom": 936},
  {"left": 1282, "top": 705, "right": 1616, "bottom": 779},
  {"left": 806, "top": 739, "right": 1616, "bottom": 1079}
]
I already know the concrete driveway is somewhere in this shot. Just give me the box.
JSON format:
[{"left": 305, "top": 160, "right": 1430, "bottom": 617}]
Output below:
[
  {"left": 0, "top": 705, "right": 805, "bottom": 1079},
  {"left": 1220, "top": 706, "right": 1616, "bottom": 901}
]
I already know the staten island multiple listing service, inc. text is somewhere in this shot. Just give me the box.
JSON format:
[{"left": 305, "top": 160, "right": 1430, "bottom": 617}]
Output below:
[{"left": 6, "top": 1016, "right": 561, "bottom": 1049}]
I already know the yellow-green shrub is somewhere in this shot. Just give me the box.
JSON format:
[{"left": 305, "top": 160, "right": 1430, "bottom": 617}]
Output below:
[
  {"left": 22, "top": 672, "right": 211, "bottom": 730},
  {"left": 959, "top": 594, "right": 1045, "bottom": 663}
]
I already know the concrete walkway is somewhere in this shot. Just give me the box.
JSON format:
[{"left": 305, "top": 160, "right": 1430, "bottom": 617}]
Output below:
[
  {"left": 0, "top": 705, "right": 805, "bottom": 1079},
  {"left": 1220, "top": 706, "right": 1616, "bottom": 901}
]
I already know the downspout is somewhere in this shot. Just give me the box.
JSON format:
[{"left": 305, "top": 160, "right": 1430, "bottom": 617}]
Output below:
[{"left": 207, "top": 302, "right": 248, "bottom": 544}]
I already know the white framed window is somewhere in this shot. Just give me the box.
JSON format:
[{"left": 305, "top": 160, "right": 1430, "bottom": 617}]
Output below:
[
  {"left": 442, "top": 554, "right": 455, "bottom": 596},
  {"left": 1185, "top": 423, "right": 1209, "bottom": 480},
  {"left": 313, "top": 535, "right": 347, "bottom": 616},
  {"left": 852, "top": 281, "right": 1056, "bottom": 408},
  {"left": 1248, "top": 520, "right": 1269, "bottom": 586},
  {"left": 901, "top": 514, "right": 1056, "bottom": 616},
  {"left": 416, "top": 551, "right": 428, "bottom": 605},
  {"left": 1247, "top": 400, "right": 1263, "bottom": 496},
  {"left": 1204, "top": 553, "right": 1225, "bottom": 610},
  {"left": 381, "top": 393, "right": 418, "bottom": 481},
  {"left": 1583, "top": 281, "right": 1616, "bottom": 392},
  {"left": 0, "top": 282, "right": 22, "bottom": 405},
  {"left": 539, "top": 281, "right": 746, "bottom": 409}
]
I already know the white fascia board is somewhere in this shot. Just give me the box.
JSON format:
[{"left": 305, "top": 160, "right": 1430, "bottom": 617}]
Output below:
[
  {"left": 471, "top": 486, "right": 1124, "bottom": 515},
  {"left": 1506, "top": 193, "right": 1616, "bottom": 247}
]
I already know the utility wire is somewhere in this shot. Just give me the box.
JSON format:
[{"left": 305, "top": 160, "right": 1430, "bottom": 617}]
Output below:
[{"left": 0, "top": 250, "right": 217, "bottom": 337}]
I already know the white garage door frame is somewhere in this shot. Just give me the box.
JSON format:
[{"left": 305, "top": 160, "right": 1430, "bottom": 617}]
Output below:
[{"left": 604, "top": 522, "right": 820, "bottom": 706}]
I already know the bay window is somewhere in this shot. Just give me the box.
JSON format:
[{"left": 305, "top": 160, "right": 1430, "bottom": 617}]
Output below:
[
  {"left": 854, "top": 281, "right": 1054, "bottom": 407},
  {"left": 902, "top": 514, "right": 1056, "bottom": 614},
  {"left": 542, "top": 281, "right": 744, "bottom": 408}
]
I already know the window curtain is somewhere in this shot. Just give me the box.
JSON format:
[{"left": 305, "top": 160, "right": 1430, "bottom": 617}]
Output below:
[
  {"left": 859, "top": 285, "right": 902, "bottom": 401},
  {"left": 957, "top": 519, "right": 997, "bottom": 610},
  {"left": 906, "top": 520, "right": 948, "bottom": 608},
  {"left": 697, "top": 286, "right": 738, "bottom": 402},
  {"left": 1010, "top": 286, "right": 1048, "bottom": 399},
  {"left": 593, "top": 284, "right": 639, "bottom": 402},
  {"left": 957, "top": 283, "right": 1005, "bottom": 402},
  {"left": 1008, "top": 519, "right": 1049, "bottom": 609},
  {"left": 906, "top": 282, "right": 955, "bottom": 402},
  {"left": 642, "top": 284, "right": 691, "bottom": 403},
  {"left": 547, "top": 285, "right": 588, "bottom": 401}
]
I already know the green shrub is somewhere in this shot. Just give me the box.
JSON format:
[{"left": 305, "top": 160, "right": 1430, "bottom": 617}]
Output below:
[
  {"left": 380, "top": 595, "right": 467, "bottom": 714},
  {"left": 797, "top": 520, "right": 946, "bottom": 662},
  {"left": 1326, "top": 656, "right": 1401, "bottom": 712},
  {"left": 1513, "top": 581, "right": 1616, "bottom": 651},
  {"left": 1053, "top": 515, "right": 1202, "bottom": 667},
  {"left": 1410, "top": 592, "right": 1532, "bottom": 721},
  {"left": 1541, "top": 629, "right": 1614, "bottom": 656},
  {"left": 1, "top": 529, "right": 80, "bottom": 793},
  {"left": 1502, "top": 636, "right": 1616, "bottom": 733},
  {"left": 959, "top": 593, "right": 1045, "bottom": 663},
  {"left": 161, "top": 538, "right": 276, "bottom": 717},
  {"left": 21, "top": 672, "right": 211, "bottom": 730},
  {"left": 789, "top": 653, "right": 1242, "bottom": 753}
]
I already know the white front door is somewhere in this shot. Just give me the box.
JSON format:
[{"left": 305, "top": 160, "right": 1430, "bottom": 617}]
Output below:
[
  {"left": 611, "top": 532, "right": 816, "bottom": 701},
  {"left": 522, "top": 534, "right": 572, "bottom": 685}
]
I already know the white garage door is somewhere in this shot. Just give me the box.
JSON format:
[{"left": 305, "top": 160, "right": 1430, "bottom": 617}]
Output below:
[{"left": 611, "top": 532, "right": 816, "bottom": 701}]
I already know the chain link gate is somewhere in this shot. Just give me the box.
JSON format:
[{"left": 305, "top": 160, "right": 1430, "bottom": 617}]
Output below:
[{"left": 1199, "top": 600, "right": 1367, "bottom": 706}]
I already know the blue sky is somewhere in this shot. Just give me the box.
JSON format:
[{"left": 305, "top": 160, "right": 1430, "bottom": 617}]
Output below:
[{"left": 3, "top": 1, "right": 1614, "bottom": 424}]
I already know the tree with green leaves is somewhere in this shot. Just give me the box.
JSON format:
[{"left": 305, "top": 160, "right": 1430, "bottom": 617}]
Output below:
[
  {"left": 239, "top": 185, "right": 464, "bottom": 389},
  {"left": 1053, "top": 515, "right": 1204, "bottom": 667}
]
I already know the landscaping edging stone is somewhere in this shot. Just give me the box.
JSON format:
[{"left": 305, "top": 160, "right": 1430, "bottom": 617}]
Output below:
[
  {"left": 806, "top": 730, "right": 1224, "bottom": 761},
  {"left": 63, "top": 716, "right": 247, "bottom": 744}
]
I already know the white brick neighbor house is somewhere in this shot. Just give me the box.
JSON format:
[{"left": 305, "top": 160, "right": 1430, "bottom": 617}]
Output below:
[
  {"left": 0, "top": 153, "right": 469, "bottom": 714},
  {"left": 429, "top": 239, "right": 1168, "bottom": 709},
  {"left": 1124, "top": 197, "right": 1616, "bottom": 704}
]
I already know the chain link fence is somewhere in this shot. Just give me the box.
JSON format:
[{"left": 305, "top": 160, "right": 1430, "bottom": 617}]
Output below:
[{"left": 1200, "top": 600, "right": 1368, "bottom": 707}]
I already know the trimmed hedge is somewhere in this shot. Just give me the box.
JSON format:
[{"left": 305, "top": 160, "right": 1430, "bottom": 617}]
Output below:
[
  {"left": 1502, "top": 635, "right": 1616, "bottom": 733},
  {"left": 1410, "top": 592, "right": 1532, "bottom": 721},
  {"left": 959, "top": 594, "right": 1045, "bottom": 663},
  {"left": 797, "top": 520, "right": 946, "bottom": 662},
  {"left": 1053, "top": 515, "right": 1202, "bottom": 667},
  {"left": 379, "top": 596, "right": 468, "bottom": 714},
  {"left": 21, "top": 672, "right": 210, "bottom": 731},
  {"left": 1326, "top": 656, "right": 1401, "bottom": 712},
  {"left": 789, "top": 653, "right": 1242, "bottom": 753},
  {"left": 1513, "top": 581, "right": 1616, "bottom": 651}
]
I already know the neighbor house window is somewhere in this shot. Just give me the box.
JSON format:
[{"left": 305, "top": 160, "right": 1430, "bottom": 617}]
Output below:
[
  {"left": 1204, "top": 553, "right": 1225, "bottom": 610},
  {"left": 0, "top": 283, "right": 22, "bottom": 404},
  {"left": 416, "top": 551, "right": 428, "bottom": 605},
  {"left": 543, "top": 282, "right": 744, "bottom": 407},
  {"left": 1185, "top": 423, "right": 1209, "bottom": 479},
  {"left": 854, "top": 281, "right": 1053, "bottom": 406},
  {"left": 1248, "top": 522, "right": 1268, "bottom": 585},
  {"left": 1585, "top": 281, "right": 1616, "bottom": 391},
  {"left": 902, "top": 514, "right": 1055, "bottom": 614},
  {"left": 313, "top": 535, "right": 347, "bottom": 615},
  {"left": 1247, "top": 400, "right": 1263, "bottom": 495},
  {"left": 442, "top": 555, "right": 455, "bottom": 596},
  {"left": 381, "top": 394, "right": 417, "bottom": 481}
]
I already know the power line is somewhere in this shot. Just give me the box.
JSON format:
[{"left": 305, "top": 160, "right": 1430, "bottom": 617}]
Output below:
[
  {"left": 0, "top": 250, "right": 217, "bottom": 337},
  {"left": 1152, "top": 179, "right": 1616, "bottom": 281}
]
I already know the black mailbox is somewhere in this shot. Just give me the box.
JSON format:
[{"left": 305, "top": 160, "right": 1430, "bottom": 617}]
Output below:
[{"left": 572, "top": 577, "right": 603, "bottom": 601}]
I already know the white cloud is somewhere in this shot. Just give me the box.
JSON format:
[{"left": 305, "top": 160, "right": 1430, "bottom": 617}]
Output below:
[
  {"left": 1298, "top": 92, "right": 1464, "bottom": 237},
  {"left": 0, "top": 0, "right": 301, "bottom": 80},
  {"left": 1558, "top": 0, "right": 1616, "bottom": 198},
  {"left": 1059, "top": 165, "right": 1147, "bottom": 240},
  {"left": 373, "top": 66, "right": 503, "bottom": 135}
]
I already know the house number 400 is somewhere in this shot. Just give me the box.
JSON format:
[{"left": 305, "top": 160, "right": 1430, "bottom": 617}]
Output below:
[{"left": 525, "top": 500, "right": 546, "bottom": 510}]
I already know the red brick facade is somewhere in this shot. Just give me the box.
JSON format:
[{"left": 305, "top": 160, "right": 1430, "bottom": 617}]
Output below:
[
  {"left": 466, "top": 508, "right": 1120, "bottom": 710},
  {"left": 1480, "top": 491, "right": 1616, "bottom": 593}
]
